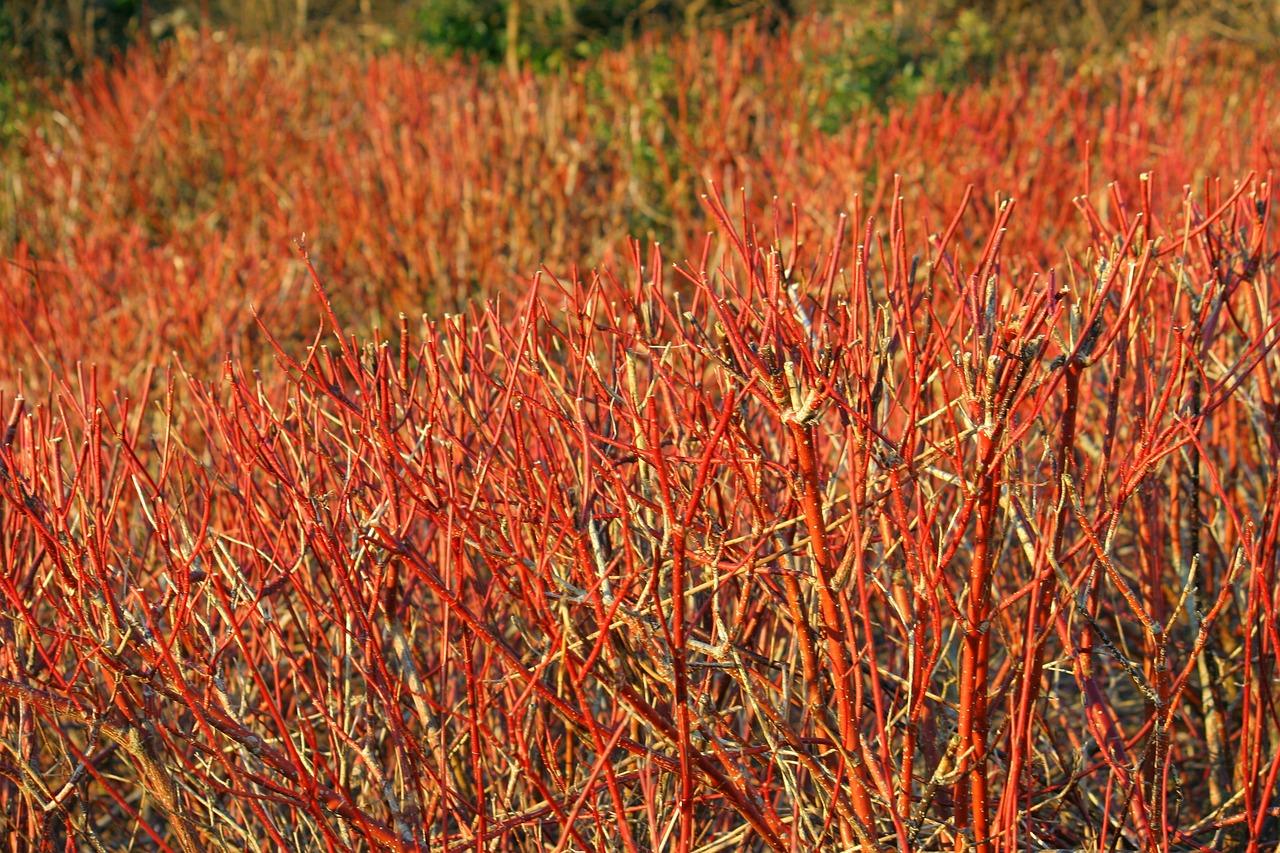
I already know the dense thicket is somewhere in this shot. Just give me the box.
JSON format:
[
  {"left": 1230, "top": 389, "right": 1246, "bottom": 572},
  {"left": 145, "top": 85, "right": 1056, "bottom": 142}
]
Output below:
[{"left": 1, "top": 10, "right": 1278, "bottom": 852}]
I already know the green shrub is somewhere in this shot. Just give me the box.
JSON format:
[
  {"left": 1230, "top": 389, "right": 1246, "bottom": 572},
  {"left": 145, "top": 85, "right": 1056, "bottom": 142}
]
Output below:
[
  {"left": 810, "top": 7, "right": 998, "bottom": 132},
  {"left": 418, "top": 0, "right": 508, "bottom": 62},
  {"left": 417, "top": 0, "right": 792, "bottom": 70}
]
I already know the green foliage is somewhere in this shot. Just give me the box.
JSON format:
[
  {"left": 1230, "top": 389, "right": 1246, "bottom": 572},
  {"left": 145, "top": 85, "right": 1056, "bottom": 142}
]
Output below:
[
  {"left": 0, "top": 75, "right": 31, "bottom": 145},
  {"left": 417, "top": 0, "right": 790, "bottom": 70},
  {"left": 418, "top": 0, "right": 508, "bottom": 63},
  {"left": 811, "top": 8, "right": 997, "bottom": 132}
]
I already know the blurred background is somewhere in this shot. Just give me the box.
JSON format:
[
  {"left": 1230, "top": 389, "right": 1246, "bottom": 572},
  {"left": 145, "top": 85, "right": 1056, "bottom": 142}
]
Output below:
[
  {"left": 2, "top": 0, "right": 1277, "bottom": 379},
  {"left": 4, "top": 0, "right": 1278, "bottom": 81}
]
